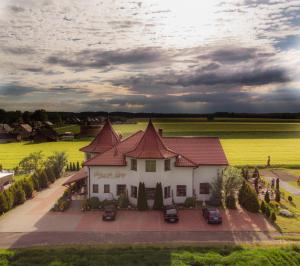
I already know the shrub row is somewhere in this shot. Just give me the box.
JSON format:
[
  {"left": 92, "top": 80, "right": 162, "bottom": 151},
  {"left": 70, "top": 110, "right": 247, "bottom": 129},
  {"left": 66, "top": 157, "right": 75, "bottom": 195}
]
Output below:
[
  {"left": 51, "top": 187, "right": 72, "bottom": 212},
  {"left": 81, "top": 197, "right": 119, "bottom": 211},
  {"left": 0, "top": 177, "right": 34, "bottom": 214},
  {"left": 66, "top": 162, "right": 82, "bottom": 171}
]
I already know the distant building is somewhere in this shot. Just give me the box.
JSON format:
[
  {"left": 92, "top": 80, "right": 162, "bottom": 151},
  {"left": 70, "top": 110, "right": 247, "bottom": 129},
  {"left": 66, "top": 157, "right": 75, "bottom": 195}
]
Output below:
[
  {"left": 0, "top": 124, "right": 19, "bottom": 143},
  {"left": 12, "top": 123, "right": 32, "bottom": 140},
  {"left": 32, "top": 126, "right": 58, "bottom": 143}
]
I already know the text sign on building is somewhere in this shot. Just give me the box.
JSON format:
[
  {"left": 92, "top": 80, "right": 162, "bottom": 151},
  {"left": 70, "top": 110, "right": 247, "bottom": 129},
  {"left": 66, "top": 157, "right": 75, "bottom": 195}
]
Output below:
[{"left": 94, "top": 171, "right": 126, "bottom": 179}]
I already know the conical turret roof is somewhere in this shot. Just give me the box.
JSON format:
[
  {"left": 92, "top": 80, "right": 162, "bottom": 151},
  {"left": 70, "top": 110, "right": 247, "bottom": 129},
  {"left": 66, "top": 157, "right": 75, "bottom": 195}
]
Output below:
[
  {"left": 126, "top": 119, "right": 177, "bottom": 159},
  {"left": 80, "top": 118, "right": 120, "bottom": 153}
]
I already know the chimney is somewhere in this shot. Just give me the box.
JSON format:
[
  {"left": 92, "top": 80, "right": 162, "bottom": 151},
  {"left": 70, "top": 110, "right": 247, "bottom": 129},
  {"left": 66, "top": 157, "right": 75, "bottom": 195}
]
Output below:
[{"left": 158, "top": 128, "right": 163, "bottom": 137}]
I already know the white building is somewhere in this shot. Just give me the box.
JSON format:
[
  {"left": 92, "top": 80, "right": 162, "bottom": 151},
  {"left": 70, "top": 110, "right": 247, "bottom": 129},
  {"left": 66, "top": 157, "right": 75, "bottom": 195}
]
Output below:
[{"left": 64, "top": 119, "right": 228, "bottom": 205}]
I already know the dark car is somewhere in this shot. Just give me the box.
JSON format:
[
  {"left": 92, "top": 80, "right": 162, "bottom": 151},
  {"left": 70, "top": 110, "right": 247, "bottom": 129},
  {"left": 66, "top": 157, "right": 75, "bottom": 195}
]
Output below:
[
  {"left": 202, "top": 207, "right": 222, "bottom": 224},
  {"left": 102, "top": 205, "right": 117, "bottom": 221},
  {"left": 163, "top": 205, "right": 179, "bottom": 223}
]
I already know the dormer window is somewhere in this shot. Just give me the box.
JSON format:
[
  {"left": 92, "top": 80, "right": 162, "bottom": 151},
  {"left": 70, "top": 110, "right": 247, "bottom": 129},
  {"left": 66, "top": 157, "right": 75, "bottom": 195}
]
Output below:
[
  {"left": 131, "top": 159, "right": 137, "bottom": 171},
  {"left": 164, "top": 159, "right": 171, "bottom": 171},
  {"left": 145, "top": 160, "right": 156, "bottom": 172}
]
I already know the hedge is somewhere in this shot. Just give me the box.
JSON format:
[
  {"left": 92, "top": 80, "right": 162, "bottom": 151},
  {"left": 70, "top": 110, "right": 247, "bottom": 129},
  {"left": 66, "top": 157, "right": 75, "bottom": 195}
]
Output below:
[{"left": 238, "top": 180, "right": 260, "bottom": 213}]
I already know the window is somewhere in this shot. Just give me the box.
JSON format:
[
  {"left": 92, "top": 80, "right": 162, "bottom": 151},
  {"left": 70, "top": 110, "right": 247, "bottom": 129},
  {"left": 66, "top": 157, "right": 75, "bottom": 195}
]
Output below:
[
  {"left": 131, "top": 159, "right": 137, "bottom": 171},
  {"left": 200, "top": 183, "right": 210, "bottom": 194},
  {"left": 145, "top": 160, "right": 156, "bottom": 172},
  {"left": 104, "top": 184, "right": 110, "bottom": 193},
  {"left": 164, "top": 159, "right": 171, "bottom": 171},
  {"left": 92, "top": 184, "right": 99, "bottom": 193},
  {"left": 117, "top": 184, "right": 126, "bottom": 196},
  {"left": 145, "top": 187, "right": 156, "bottom": 199},
  {"left": 176, "top": 185, "right": 186, "bottom": 197},
  {"left": 164, "top": 186, "right": 171, "bottom": 198},
  {"left": 131, "top": 186, "right": 137, "bottom": 198}
]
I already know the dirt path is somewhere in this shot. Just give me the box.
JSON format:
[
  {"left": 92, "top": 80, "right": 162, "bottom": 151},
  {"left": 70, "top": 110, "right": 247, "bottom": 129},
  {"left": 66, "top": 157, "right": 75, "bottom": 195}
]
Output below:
[{"left": 261, "top": 169, "right": 300, "bottom": 196}]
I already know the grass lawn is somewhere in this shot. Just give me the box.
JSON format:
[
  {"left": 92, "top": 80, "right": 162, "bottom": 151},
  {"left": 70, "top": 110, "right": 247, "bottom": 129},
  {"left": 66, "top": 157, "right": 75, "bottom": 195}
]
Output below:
[
  {"left": 273, "top": 188, "right": 300, "bottom": 233},
  {"left": 0, "top": 244, "right": 300, "bottom": 265},
  {"left": 1, "top": 121, "right": 300, "bottom": 169}
]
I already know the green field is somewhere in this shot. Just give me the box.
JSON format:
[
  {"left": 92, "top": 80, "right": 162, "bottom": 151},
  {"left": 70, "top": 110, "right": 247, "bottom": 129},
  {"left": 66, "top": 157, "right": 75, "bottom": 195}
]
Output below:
[
  {"left": 0, "top": 245, "right": 299, "bottom": 265},
  {"left": 1, "top": 121, "right": 300, "bottom": 169}
]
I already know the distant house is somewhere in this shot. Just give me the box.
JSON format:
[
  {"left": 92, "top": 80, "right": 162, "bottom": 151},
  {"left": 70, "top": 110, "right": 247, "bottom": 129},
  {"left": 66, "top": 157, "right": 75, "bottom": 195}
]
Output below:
[
  {"left": 60, "top": 131, "right": 75, "bottom": 141},
  {"left": 0, "top": 171, "right": 13, "bottom": 191},
  {"left": 13, "top": 123, "right": 33, "bottom": 140},
  {"left": 33, "top": 126, "right": 58, "bottom": 143},
  {"left": 0, "top": 124, "right": 19, "bottom": 143}
]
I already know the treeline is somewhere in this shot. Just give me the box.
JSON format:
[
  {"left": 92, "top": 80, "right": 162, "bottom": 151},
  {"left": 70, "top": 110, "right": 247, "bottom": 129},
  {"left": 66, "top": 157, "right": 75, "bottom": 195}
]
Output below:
[
  {"left": 1, "top": 108, "right": 300, "bottom": 124},
  {"left": 0, "top": 152, "right": 67, "bottom": 215}
]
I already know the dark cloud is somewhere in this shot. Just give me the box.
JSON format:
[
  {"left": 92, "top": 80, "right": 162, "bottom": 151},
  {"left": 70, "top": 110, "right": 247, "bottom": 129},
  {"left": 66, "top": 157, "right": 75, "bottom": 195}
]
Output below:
[
  {"left": 50, "top": 86, "right": 90, "bottom": 94},
  {"left": 46, "top": 47, "right": 165, "bottom": 70},
  {"left": 20, "top": 67, "right": 44, "bottom": 73},
  {"left": 9, "top": 6, "right": 25, "bottom": 13},
  {"left": 0, "top": 84, "right": 37, "bottom": 96},
  {"left": 1, "top": 47, "right": 35, "bottom": 55}
]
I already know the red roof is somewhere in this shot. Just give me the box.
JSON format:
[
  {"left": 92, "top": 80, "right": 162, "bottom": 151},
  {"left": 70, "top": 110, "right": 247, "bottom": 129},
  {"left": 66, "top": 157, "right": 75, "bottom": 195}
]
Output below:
[
  {"left": 80, "top": 118, "right": 120, "bottom": 154},
  {"left": 63, "top": 168, "right": 87, "bottom": 185},
  {"left": 84, "top": 130, "right": 144, "bottom": 166},
  {"left": 163, "top": 137, "right": 228, "bottom": 165},
  {"left": 83, "top": 120, "right": 228, "bottom": 167},
  {"left": 126, "top": 120, "right": 177, "bottom": 159}
]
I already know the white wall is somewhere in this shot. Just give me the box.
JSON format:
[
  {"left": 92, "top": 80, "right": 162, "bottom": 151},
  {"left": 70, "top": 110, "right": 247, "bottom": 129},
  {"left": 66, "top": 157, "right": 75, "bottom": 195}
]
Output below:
[{"left": 88, "top": 156, "right": 226, "bottom": 205}]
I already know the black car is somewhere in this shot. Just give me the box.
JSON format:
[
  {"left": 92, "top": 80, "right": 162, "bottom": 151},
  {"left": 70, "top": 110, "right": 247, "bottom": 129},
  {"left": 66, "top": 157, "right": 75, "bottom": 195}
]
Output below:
[
  {"left": 102, "top": 205, "right": 117, "bottom": 221},
  {"left": 163, "top": 205, "right": 179, "bottom": 223},
  {"left": 202, "top": 207, "right": 222, "bottom": 224}
]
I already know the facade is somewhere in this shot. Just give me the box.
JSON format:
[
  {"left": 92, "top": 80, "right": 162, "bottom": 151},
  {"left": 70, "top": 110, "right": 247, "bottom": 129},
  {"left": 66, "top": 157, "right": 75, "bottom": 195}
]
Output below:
[{"left": 66, "top": 119, "right": 228, "bottom": 206}]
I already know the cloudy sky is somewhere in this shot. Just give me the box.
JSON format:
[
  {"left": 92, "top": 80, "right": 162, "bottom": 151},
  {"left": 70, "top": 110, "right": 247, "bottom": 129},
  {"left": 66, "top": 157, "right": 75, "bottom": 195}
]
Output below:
[{"left": 0, "top": 0, "right": 300, "bottom": 113}]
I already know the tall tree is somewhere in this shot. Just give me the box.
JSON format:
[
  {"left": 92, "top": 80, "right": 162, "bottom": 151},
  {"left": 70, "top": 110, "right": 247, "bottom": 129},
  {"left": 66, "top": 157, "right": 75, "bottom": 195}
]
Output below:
[
  {"left": 153, "top": 182, "right": 163, "bottom": 210},
  {"left": 137, "top": 182, "right": 148, "bottom": 211}
]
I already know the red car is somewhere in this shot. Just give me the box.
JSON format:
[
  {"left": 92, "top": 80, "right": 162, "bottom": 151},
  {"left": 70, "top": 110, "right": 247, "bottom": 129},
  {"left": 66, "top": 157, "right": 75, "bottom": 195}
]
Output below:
[{"left": 202, "top": 207, "right": 222, "bottom": 224}]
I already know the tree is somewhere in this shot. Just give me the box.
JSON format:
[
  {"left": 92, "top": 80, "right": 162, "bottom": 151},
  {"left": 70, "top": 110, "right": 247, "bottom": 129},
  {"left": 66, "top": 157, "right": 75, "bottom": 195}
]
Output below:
[
  {"left": 260, "top": 201, "right": 266, "bottom": 214},
  {"left": 37, "top": 169, "right": 48, "bottom": 189},
  {"left": 72, "top": 162, "right": 76, "bottom": 172},
  {"left": 45, "top": 166, "right": 56, "bottom": 183},
  {"left": 270, "top": 212, "right": 276, "bottom": 223},
  {"left": 3, "top": 190, "right": 13, "bottom": 210},
  {"left": 22, "top": 179, "right": 34, "bottom": 199},
  {"left": 209, "top": 175, "right": 223, "bottom": 207},
  {"left": 242, "top": 168, "right": 249, "bottom": 180},
  {"left": 276, "top": 178, "right": 280, "bottom": 191},
  {"left": 76, "top": 161, "right": 80, "bottom": 171},
  {"left": 31, "top": 109, "right": 48, "bottom": 122},
  {"left": 137, "top": 182, "right": 148, "bottom": 211},
  {"left": 19, "top": 151, "right": 44, "bottom": 173},
  {"left": 47, "top": 152, "right": 68, "bottom": 178},
  {"left": 265, "top": 206, "right": 271, "bottom": 218},
  {"left": 223, "top": 167, "right": 243, "bottom": 199},
  {"left": 14, "top": 186, "right": 26, "bottom": 205},
  {"left": 153, "top": 183, "right": 163, "bottom": 210},
  {"left": 225, "top": 195, "right": 236, "bottom": 209},
  {"left": 264, "top": 191, "right": 270, "bottom": 203},
  {"left": 275, "top": 189, "right": 281, "bottom": 202},
  {"left": 238, "top": 180, "right": 260, "bottom": 213},
  {"left": 252, "top": 168, "right": 260, "bottom": 179}
]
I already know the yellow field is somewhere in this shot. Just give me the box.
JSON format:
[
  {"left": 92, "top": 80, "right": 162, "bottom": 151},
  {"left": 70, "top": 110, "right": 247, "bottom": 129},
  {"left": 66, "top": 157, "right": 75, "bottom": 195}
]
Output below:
[
  {"left": 1, "top": 121, "right": 300, "bottom": 169},
  {"left": 221, "top": 139, "right": 300, "bottom": 166}
]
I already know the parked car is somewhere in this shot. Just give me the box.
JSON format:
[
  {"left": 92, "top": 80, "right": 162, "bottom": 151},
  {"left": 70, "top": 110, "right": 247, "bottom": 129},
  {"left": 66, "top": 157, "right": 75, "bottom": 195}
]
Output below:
[
  {"left": 102, "top": 205, "right": 117, "bottom": 221},
  {"left": 202, "top": 207, "right": 222, "bottom": 224},
  {"left": 163, "top": 205, "right": 179, "bottom": 223}
]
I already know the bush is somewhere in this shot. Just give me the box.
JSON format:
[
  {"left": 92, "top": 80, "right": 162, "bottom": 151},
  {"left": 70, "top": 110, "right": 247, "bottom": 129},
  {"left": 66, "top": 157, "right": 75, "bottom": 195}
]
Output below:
[
  {"left": 89, "top": 197, "right": 100, "bottom": 209},
  {"left": 238, "top": 181, "right": 260, "bottom": 213},
  {"left": 270, "top": 212, "right": 277, "bottom": 223},
  {"left": 153, "top": 183, "right": 164, "bottom": 210},
  {"left": 184, "top": 197, "right": 196, "bottom": 208},
  {"left": 118, "top": 192, "right": 129, "bottom": 209},
  {"left": 265, "top": 206, "right": 271, "bottom": 218},
  {"left": 3, "top": 190, "right": 14, "bottom": 210},
  {"left": 0, "top": 192, "right": 9, "bottom": 214},
  {"left": 76, "top": 161, "right": 80, "bottom": 171},
  {"left": 14, "top": 185, "right": 26, "bottom": 205},
  {"left": 22, "top": 179, "right": 34, "bottom": 199},
  {"left": 209, "top": 175, "right": 223, "bottom": 207},
  {"left": 260, "top": 201, "right": 266, "bottom": 214},
  {"left": 225, "top": 195, "right": 236, "bottom": 209},
  {"left": 37, "top": 169, "right": 48, "bottom": 189},
  {"left": 45, "top": 166, "right": 56, "bottom": 183},
  {"left": 288, "top": 196, "right": 293, "bottom": 202},
  {"left": 31, "top": 173, "right": 40, "bottom": 191},
  {"left": 264, "top": 191, "right": 270, "bottom": 204}
]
